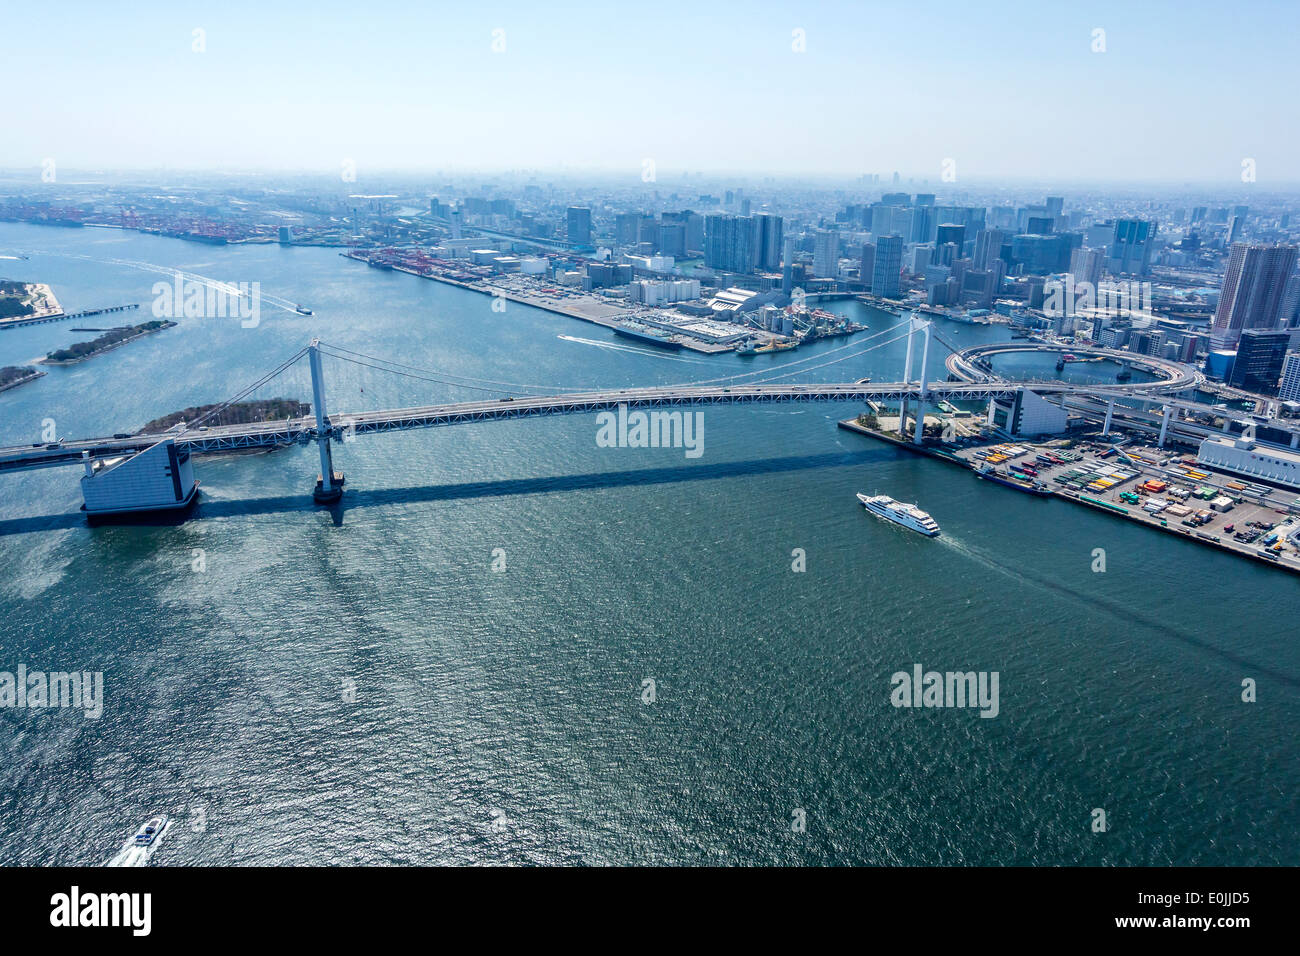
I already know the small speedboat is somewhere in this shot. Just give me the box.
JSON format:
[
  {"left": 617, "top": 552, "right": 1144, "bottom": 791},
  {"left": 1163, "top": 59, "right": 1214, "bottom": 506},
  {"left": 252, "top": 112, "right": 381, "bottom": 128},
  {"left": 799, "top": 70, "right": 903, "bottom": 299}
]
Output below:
[{"left": 133, "top": 814, "right": 168, "bottom": 847}]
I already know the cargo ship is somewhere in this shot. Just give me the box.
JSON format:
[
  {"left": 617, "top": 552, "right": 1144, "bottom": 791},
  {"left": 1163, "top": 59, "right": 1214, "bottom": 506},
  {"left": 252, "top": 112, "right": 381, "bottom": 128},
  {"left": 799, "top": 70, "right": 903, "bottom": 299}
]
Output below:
[
  {"left": 614, "top": 321, "right": 682, "bottom": 350},
  {"left": 974, "top": 463, "right": 1053, "bottom": 496},
  {"left": 856, "top": 493, "right": 941, "bottom": 536}
]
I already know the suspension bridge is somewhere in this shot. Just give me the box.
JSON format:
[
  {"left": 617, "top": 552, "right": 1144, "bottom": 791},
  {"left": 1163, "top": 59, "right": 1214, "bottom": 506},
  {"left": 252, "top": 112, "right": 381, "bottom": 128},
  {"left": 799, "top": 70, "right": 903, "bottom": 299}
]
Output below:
[{"left": 0, "top": 316, "right": 1251, "bottom": 517}]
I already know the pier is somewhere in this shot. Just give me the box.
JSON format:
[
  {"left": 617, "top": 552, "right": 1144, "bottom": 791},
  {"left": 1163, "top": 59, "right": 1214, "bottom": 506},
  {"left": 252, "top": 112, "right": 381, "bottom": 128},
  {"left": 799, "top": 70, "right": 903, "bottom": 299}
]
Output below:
[{"left": 0, "top": 302, "right": 141, "bottom": 330}]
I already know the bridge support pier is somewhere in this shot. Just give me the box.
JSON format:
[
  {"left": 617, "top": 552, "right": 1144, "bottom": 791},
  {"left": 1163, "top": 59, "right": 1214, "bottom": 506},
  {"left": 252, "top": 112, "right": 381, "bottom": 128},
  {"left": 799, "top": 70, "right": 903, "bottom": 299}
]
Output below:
[
  {"left": 308, "top": 339, "right": 344, "bottom": 504},
  {"left": 1102, "top": 399, "right": 1115, "bottom": 437},
  {"left": 1157, "top": 404, "right": 1173, "bottom": 448}
]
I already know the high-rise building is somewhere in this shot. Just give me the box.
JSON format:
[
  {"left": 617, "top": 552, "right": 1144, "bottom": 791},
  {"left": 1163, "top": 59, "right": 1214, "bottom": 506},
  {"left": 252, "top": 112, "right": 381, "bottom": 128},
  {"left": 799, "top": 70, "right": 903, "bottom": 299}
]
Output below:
[
  {"left": 872, "top": 235, "right": 904, "bottom": 298},
  {"left": 1210, "top": 242, "right": 1299, "bottom": 349},
  {"left": 1226, "top": 215, "right": 1244, "bottom": 245},
  {"left": 1069, "top": 247, "right": 1104, "bottom": 287},
  {"left": 780, "top": 235, "right": 796, "bottom": 295},
  {"left": 566, "top": 206, "right": 592, "bottom": 246},
  {"left": 911, "top": 244, "right": 932, "bottom": 275},
  {"left": 1228, "top": 329, "right": 1291, "bottom": 394},
  {"left": 860, "top": 243, "right": 876, "bottom": 289},
  {"left": 1278, "top": 352, "right": 1300, "bottom": 402},
  {"left": 1280, "top": 273, "right": 1300, "bottom": 328},
  {"left": 753, "top": 213, "right": 784, "bottom": 271},
  {"left": 812, "top": 229, "right": 840, "bottom": 278},
  {"left": 910, "top": 204, "right": 936, "bottom": 243},
  {"left": 704, "top": 214, "right": 755, "bottom": 274},
  {"left": 614, "top": 212, "right": 639, "bottom": 245},
  {"left": 1106, "top": 219, "right": 1157, "bottom": 276},
  {"left": 869, "top": 203, "right": 894, "bottom": 238},
  {"left": 973, "top": 229, "right": 1006, "bottom": 272},
  {"left": 936, "top": 223, "right": 965, "bottom": 257},
  {"left": 657, "top": 221, "right": 686, "bottom": 258}
]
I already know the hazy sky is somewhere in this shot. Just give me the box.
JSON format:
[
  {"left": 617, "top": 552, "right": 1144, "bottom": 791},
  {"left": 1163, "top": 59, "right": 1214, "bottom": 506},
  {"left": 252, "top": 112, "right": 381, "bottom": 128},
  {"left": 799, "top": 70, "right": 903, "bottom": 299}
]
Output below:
[{"left": 6, "top": 0, "right": 1299, "bottom": 183}]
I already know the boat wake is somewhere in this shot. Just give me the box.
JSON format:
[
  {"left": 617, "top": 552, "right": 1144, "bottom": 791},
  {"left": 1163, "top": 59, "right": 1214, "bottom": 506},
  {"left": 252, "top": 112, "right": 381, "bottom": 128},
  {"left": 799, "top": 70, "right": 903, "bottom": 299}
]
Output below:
[
  {"left": 19, "top": 252, "right": 304, "bottom": 313},
  {"left": 104, "top": 815, "right": 170, "bottom": 867},
  {"left": 556, "top": 334, "right": 711, "bottom": 364}
]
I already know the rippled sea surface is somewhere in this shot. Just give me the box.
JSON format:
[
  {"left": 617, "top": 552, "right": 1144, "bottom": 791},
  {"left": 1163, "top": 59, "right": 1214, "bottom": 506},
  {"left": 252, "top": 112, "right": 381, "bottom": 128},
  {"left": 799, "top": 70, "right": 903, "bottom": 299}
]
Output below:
[{"left": 0, "top": 223, "right": 1296, "bottom": 865}]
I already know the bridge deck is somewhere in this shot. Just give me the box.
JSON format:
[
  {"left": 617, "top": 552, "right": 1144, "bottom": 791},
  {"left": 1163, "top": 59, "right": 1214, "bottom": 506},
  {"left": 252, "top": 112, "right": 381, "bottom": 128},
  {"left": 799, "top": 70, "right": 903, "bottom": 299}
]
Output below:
[{"left": 0, "top": 377, "right": 1255, "bottom": 475}]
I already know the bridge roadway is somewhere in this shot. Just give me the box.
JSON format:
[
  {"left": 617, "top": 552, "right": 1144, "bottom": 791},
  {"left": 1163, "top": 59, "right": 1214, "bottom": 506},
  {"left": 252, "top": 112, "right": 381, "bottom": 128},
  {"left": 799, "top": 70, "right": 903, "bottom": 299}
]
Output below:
[
  {"left": 945, "top": 342, "right": 1205, "bottom": 392},
  {"left": 0, "top": 379, "right": 1087, "bottom": 474}
]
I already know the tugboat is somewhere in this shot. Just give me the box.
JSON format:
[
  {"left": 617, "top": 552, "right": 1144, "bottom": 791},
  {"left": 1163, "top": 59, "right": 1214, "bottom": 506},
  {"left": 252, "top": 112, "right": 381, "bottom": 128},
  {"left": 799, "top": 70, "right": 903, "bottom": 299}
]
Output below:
[{"left": 295, "top": 304, "right": 314, "bottom": 315}]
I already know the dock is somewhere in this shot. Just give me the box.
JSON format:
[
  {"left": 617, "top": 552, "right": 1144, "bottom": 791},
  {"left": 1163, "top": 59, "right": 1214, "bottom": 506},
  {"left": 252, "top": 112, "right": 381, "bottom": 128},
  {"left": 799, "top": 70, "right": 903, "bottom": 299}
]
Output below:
[
  {"left": 0, "top": 302, "right": 141, "bottom": 330},
  {"left": 837, "top": 417, "right": 1300, "bottom": 576},
  {"left": 342, "top": 252, "right": 736, "bottom": 354}
]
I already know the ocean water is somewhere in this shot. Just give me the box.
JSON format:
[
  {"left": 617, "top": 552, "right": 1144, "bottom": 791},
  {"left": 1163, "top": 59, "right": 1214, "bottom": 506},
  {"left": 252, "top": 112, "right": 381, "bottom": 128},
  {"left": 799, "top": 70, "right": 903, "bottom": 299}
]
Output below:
[{"left": 0, "top": 222, "right": 1296, "bottom": 865}]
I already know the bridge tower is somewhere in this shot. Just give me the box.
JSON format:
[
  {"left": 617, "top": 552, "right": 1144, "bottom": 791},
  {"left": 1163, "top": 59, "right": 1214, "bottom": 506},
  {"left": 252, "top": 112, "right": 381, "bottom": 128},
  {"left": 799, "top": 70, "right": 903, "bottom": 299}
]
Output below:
[
  {"left": 308, "top": 339, "right": 345, "bottom": 504},
  {"left": 912, "top": 319, "right": 932, "bottom": 445},
  {"left": 899, "top": 316, "right": 916, "bottom": 436}
]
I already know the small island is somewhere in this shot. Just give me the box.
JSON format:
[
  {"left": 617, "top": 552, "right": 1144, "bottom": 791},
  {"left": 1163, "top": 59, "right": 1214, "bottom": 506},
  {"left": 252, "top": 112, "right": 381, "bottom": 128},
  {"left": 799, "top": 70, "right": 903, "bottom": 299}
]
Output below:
[
  {"left": 139, "top": 398, "right": 311, "bottom": 433},
  {"left": 0, "top": 280, "right": 63, "bottom": 326},
  {"left": 40, "top": 320, "right": 177, "bottom": 365},
  {"left": 0, "top": 364, "right": 47, "bottom": 393}
]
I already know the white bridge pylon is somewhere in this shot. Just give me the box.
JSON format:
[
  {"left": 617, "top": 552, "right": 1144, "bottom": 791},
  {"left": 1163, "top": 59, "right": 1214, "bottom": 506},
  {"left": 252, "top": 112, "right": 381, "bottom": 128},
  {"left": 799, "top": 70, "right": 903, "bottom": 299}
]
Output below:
[{"left": 899, "top": 316, "right": 933, "bottom": 445}]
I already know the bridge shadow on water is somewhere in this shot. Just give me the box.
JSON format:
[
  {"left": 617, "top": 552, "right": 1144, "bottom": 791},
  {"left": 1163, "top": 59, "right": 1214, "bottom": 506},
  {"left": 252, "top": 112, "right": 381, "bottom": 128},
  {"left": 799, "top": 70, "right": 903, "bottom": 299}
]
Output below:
[
  {"left": 0, "top": 448, "right": 900, "bottom": 536},
  {"left": 5, "top": 445, "right": 1296, "bottom": 687}
]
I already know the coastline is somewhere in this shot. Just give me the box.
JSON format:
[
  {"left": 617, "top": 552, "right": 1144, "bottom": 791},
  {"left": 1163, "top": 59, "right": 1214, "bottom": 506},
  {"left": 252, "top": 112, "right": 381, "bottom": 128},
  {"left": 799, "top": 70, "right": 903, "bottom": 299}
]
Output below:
[
  {"left": 837, "top": 417, "right": 1300, "bottom": 577},
  {"left": 39, "top": 320, "right": 177, "bottom": 366},
  {"left": 342, "top": 251, "right": 737, "bottom": 354},
  {"left": 0, "top": 369, "right": 47, "bottom": 394}
]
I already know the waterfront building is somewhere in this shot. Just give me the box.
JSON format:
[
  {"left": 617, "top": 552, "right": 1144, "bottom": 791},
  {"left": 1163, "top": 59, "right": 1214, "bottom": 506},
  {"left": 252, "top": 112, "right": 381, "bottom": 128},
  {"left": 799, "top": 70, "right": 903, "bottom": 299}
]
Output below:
[
  {"left": 1198, "top": 432, "right": 1300, "bottom": 489},
  {"left": 987, "top": 389, "right": 1069, "bottom": 438},
  {"left": 1228, "top": 329, "right": 1291, "bottom": 394},
  {"left": 1210, "top": 242, "right": 1298, "bottom": 349}
]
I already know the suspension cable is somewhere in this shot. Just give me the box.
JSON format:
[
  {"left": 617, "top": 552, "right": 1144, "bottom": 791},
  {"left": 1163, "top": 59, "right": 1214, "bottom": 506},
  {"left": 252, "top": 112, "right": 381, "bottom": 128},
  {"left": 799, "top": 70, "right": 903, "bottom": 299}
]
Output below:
[
  {"left": 184, "top": 347, "right": 311, "bottom": 428},
  {"left": 744, "top": 327, "right": 920, "bottom": 383},
  {"left": 316, "top": 343, "right": 584, "bottom": 394}
]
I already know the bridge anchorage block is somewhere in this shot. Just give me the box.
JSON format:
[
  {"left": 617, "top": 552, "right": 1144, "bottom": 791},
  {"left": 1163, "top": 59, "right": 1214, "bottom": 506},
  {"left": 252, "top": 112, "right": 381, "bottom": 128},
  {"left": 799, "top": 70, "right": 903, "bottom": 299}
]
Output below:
[{"left": 313, "top": 471, "right": 345, "bottom": 504}]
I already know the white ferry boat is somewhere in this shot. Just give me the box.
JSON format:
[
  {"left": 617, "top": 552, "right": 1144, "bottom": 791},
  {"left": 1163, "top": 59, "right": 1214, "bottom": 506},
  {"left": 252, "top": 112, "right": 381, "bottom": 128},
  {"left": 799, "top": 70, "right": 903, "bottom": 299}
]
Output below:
[{"left": 856, "top": 493, "right": 941, "bottom": 537}]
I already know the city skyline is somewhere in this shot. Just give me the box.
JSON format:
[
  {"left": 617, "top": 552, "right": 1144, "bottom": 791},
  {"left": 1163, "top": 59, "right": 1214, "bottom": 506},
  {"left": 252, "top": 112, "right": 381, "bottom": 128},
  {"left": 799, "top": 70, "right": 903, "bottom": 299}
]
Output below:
[{"left": 7, "top": 0, "right": 1300, "bottom": 182}]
